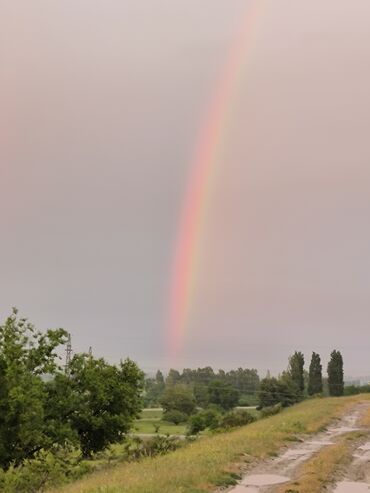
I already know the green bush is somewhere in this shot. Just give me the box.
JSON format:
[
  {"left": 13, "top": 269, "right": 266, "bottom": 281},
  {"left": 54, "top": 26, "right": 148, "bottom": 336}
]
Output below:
[
  {"left": 123, "top": 436, "right": 181, "bottom": 460},
  {"left": 0, "top": 446, "right": 91, "bottom": 493},
  {"left": 187, "top": 408, "right": 222, "bottom": 435},
  {"left": 187, "top": 414, "right": 206, "bottom": 435},
  {"left": 260, "top": 403, "right": 282, "bottom": 418},
  {"left": 163, "top": 410, "right": 188, "bottom": 425},
  {"left": 218, "top": 409, "right": 256, "bottom": 429}
]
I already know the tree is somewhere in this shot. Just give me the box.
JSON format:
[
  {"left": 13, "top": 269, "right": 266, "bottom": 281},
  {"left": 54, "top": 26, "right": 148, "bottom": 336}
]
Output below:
[
  {"left": 207, "top": 380, "right": 239, "bottom": 411},
  {"left": 67, "top": 354, "right": 144, "bottom": 457},
  {"left": 308, "top": 352, "right": 323, "bottom": 395},
  {"left": 259, "top": 377, "right": 298, "bottom": 408},
  {"left": 165, "top": 369, "right": 181, "bottom": 386},
  {"left": 155, "top": 370, "right": 165, "bottom": 387},
  {"left": 160, "top": 384, "right": 196, "bottom": 417},
  {"left": 0, "top": 309, "right": 68, "bottom": 469},
  {"left": 327, "top": 350, "right": 344, "bottom": 396},
  {"left": 144, "top": 370, "right": 165, "bottom": 406},
  {"left": 289, "top": 351, "right": 305, "bottom": 394}
]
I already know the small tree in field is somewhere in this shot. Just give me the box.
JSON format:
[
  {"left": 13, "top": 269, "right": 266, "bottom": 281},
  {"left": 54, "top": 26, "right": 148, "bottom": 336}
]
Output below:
[
  {"left": 160, "top": 384, "right": 196, "bottom": 418},
  {"left": 308, "top": 352, "right": 323, "bottom": 395},
  {"left": 327, "top": 350, "right": 344, "bottom": 396}
]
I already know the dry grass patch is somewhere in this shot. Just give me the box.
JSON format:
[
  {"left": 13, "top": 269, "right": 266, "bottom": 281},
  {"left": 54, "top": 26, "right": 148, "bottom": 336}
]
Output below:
[{"left": 51, "top": 396, "right": 369, "bottom": 493}]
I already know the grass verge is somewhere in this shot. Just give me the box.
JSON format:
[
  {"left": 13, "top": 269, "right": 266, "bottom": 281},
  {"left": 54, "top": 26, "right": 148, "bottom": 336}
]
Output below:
[{"left": 51, "top": 396, "right": 368, "bottom": 493}]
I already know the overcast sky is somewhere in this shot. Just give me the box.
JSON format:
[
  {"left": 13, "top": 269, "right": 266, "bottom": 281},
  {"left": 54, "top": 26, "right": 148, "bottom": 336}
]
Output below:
[{"left": 2, "top": 0, "right": 370, "bottom": 376}]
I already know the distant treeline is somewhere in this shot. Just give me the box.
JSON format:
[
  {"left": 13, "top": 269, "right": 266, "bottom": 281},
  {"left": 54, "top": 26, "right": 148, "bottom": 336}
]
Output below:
[
  {"left": 145, "top": 349, "right": 362, "bottom": 410},
  {"left": 144, "top": 367, "right": 260, "bottom": 407}
]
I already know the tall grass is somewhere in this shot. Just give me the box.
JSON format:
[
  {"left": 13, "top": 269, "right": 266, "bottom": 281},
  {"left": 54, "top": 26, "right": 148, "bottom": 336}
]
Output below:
[{"left": 52, "top": 396, "right": 368, "bottom": 493}]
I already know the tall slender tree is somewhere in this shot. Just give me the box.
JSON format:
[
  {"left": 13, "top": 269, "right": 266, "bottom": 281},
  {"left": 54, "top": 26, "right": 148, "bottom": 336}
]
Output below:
[
  {"left": 289, "top": 351, "right": 305, "bottom": 393},
  {"left": 327, "top": 350, "right": 344, "bottom": 396},
  {"left": 308, "top": 352, "right": 323, "bottom": 395}
]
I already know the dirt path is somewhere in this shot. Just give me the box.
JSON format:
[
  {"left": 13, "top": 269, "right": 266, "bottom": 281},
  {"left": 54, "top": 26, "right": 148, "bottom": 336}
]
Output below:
[
  {"left": 223, "top": 401, "right": 370, "bottom": 493},
  {"left": 329, "top": 419, "right": 370, "bottom": 493}
]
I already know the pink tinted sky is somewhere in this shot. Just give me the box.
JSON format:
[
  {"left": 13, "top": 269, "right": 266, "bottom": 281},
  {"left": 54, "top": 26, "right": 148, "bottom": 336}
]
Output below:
[{"left": 1, "top": 0, "right": 370, "bottom": 375}]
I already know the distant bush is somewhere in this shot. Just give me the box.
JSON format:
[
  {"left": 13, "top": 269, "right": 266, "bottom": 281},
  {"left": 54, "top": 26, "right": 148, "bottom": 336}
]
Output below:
[
  {"left": 218, "top": 409, "right": 256, "bottom": 430},
  {"left": 124, "top": 436, "right": 181, "bottom": 459},
  {"left": 187, "top": 408, "right": 221, "bottom": 435},
  {"left": 187, "top": 414, "right": 207, "bottom": 435},
  {"left": 260, "top": 403, "right": 282, "bottom": 418},
  {"left": 344, "top": 385, "right": 370, "bottom": 396},
  {"left": 163, "top": 410, "right": 188, "bottom": 425}
]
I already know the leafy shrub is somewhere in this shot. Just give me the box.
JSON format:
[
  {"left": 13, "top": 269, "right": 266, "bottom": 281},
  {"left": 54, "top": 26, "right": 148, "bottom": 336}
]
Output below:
[
  {"left": 163, "top": 410, "right": 188, "bottom": 425},
  {"left": 218, "top": 409, "right": 256, "bottom": 429},
  {"left": 260, "top": 403, "right": 282, "bottom": 418},
  {"left": 0, "top": 446, "right": 91, "bottom": 493},
  {"left": 187, "top": 408, "right": 221, "bottom": 435},
  {"left": 123, "top": 436, "right": 181, "bottom": 460},
  {"left": 187, "top": 414, "right": 207, "bottom": 435}
]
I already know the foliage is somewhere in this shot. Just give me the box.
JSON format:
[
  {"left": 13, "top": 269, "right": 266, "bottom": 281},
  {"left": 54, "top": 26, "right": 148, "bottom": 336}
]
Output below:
[
  {"left": 165, "top": 369, "right": 181, "bottom": 386},
  {"left": 123, "top": 436, "right": 181, "bottom": 460},
  {"left": 344, "top": 384, "right": 370, "bottom": 396},
  {"left": 67, "top": 354, "right": 144, "bottom": 457},
  {"left": 259, "top": 377, "right": 298, "bottom": 408},
  {"left": 288, "top": 351, "right": 305, "bottom": 394},
  {"left": 238, "top": 394, "right": 258, "bottom": 407},
  {"left": 207, "top": 380, "right": 239, "bottom": 410},
  {"left": 0, "top": 309, "right": 69, "bottom": 469},
  {"left": 163, "top": 410, "right": 188, "bottom": 425},
  {"left": 0, "top": 446, "right": 91, "bottom": 493},
  {"left": 187, "top": 408, "right": 221, "bottom": 434},
  {"left": 308, "top": 352, "right": 323, "bottom": 396},
  {"left": 327, "top": 350, "right": 344, "bottom": 396},
  {"left": 260, "top": 403, "right": 282, "bottom": 418},
  {"left": 160, "top": 384, "right": 196, "bottom": 416},
  {"left": 217, "top": 409, "right": 256, "bottom": 429},
  {"left": 187, "top": 414, "right": 207, "bottom": 435},
  {"left": 143, "top": 371, "right": 165, "bottom": 407},
  {"left": 193, "top": 383, "right": 210, "bottom": 407},
  {"left": 145, "top": 366, "right": 260, "bottom": 408}
]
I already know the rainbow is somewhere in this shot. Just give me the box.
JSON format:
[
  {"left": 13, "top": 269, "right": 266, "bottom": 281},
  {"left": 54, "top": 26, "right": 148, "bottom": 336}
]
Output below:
[{"left": 167, "top": 1, "right": 262, "bottom": 362}]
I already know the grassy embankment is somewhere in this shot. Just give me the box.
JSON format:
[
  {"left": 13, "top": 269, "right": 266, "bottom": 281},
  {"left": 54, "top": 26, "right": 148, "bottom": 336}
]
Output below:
[{"left": 53, "top": 395, "right": 369, "bottom": 493}]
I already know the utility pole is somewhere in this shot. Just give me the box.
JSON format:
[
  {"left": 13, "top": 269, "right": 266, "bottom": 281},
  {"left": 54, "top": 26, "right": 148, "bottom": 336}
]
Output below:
[
  {"left": 88, "top": 346, "right": 93, "bottom": 358},
  {"left": 65, "top": 334, "right": 73, "bottom": 373}
]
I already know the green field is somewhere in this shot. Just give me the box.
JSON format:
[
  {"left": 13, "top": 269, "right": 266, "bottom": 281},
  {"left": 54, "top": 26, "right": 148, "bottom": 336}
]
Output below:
[
  {"left": 53, "top": 395, "right": 369, "bottom": 493},
  {"left": 132, "top": 408, "right": 186, "bottom": 435}
]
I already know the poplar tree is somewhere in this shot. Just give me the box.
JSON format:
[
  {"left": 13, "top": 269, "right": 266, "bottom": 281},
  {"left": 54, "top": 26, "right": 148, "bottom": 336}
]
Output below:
[
  {"left": 327, "top": 350, "right": 344, "bottom": 396},
  {"left": 289, "top": 351, "right": 305, "bottom": 393},
  {"left": 308, "top": 352, "right": 323, "bottom": 395}
]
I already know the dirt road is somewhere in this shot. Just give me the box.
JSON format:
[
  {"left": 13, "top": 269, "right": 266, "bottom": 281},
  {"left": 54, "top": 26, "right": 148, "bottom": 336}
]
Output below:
[{"left": 223, "top": 401, "right": 370, "bottom": 493}]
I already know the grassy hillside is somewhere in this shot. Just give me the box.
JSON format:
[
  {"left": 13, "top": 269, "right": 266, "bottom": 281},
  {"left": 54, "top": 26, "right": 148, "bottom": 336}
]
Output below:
[{"left": 52, "top": 396, "right": 368, "bottom": 493}]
